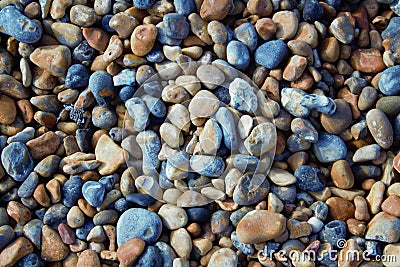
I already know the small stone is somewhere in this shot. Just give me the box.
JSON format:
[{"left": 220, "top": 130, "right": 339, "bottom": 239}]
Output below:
[
  {"left": 319, "top": 220, "right": 347, "bottom": 247},
  {"left": 131, "top": 24, "right": 158, "bottom": 57},
  {"left": 1, "top": 142, "right": 33, "bottom": 181},
  {"left": 331, "top": 160, "right": 354, "bottom": 189},
  {"left": 366, "top": 181, "right": 385, "bottom": 215},
  {"left": 329, "top": 16, "right": 354, "bottom": 44},
  {"left": 158, "top": 204, "right": 188, "bottom": 230},
  {"left": 255, "top": 18, "right": 277, "bottom": 41},
  {"left": 200, "top": 0, "right": 232, "bottom": 21},
  {"left": 272, "top": 11, "right": 299, "bottom": 40},
  {"left": 199, "top": 119, "right": 223, "bottom": 155},
  {"left": 0, "top": 225, "right": 14, "bottom": 251},
  {"left": 0, "top": 237, "right": 33, "bottom": 267},
  {"left": 320, "top": 99, "right": 352, "bottom": 135},
  {"left": 174, "top": 0, "right": 195, "bottom": 15},
  {"left": 379, "top": 65, "right": 400, "bottom": 96},
  {"left": 89, "top": 70, "right": 115, "bottom": 107},
  {"left": 117, "top": 208, "right": 162, "bottom": 246},
  {"left": 268, "top": 168, "right": 297, "bottom": 186},
  {"left": 95, "top": 134, "right": 125, "bottom": 175},
  {"left": 208, "top": 248, "right": 238, "bottom": 267},
  {"left": 366, "top": 109, "right": 393, "bottom": 149},
  {"left": 247, "top": 0, "right": 273, "bottom": 16},
  {"left": 188, "top": 90, "right": 220, "bottom": 118},
  {"left": 26, "top": 131, "right": 60, "bottom": 160},
  {"left": 288, "top": 219, "right": 312, "bottom": 238},
  {"left": 255, "top": 40, "right": 288, "bottom": 69},
  {"left": 132, "top": 0, "right": 155, "bottom": 9},
  {"left": 103, "top": 35, "right": 123, "bottom": 63},
  {"left": 65, "top": 64, "right": 90, "bottom": 88},
  {"left": 226, "top": 41, "right": 250, "bottom": 71},
  {"left": 382, "top": 195, "right": 400, "bottom": 217},
  {"left": 295, "top": 165, "right": 326, "bottom": 192},
  {"left": 77, "top": 249, "right": 100, "bottom": 267},
  {"left": 207, "top": 21, "right": 227, "bottom": 44},
  {"left": 236, "top": 210, "right": 286, "bottom": 244},
  {"left": 41, "top": 225, "right": 69, "bottom": 262},
  {"left": 312, "top": 132, "right": 347, "bottom": 163},
  {"left": 0, "top": 95, "right": 16, "bottom": 125},
  {"left": 234, "top": 22, "right": 258, "bottom": 52},
  {"left": 29, "top": 45, "right": 71, "bottom": 77},
  {"left": 136, "top": 130, "right": 161, "bottom": 176},
  {"left": 353, "top": 144, "right": 381, "bottom": 162},
  {"left": 190, "top": 155, "right": 225, "bottom": 177},
  {"left": 163, "top": 13, "right": 190, "bottom": 40},
  {"left": 170, "top": 228, "right": 192, "bottom": 259},
  {"left": 365, "top": 212, "right": 400, "bottom": 243},
  {"left": 326, "top": 197, "right": 355, "bottom": 221},
  {"left": 117, "top": 238, "right": 145, "bottom": 266},
  {"left": 229, "top": 78, "right": 258, "bottom": 113},
  {"left": 51, "top": 22, "right": 83, "bottom": 48},
  {"left": 0, "top": 6, "right": 42, "bottom": 43},
  {"left": 281, "top": 88, "right": 310, "bottom": 117},
  {"left": 350, "top": 48, "right": 385, "bottom": 73},
  {"left": 196, "top": 64, "right": 225, "bottom": 90},
  {"left": 82, "top": 181, "right": 105, "bottom": 208},
  {"left": 62, "top": 176, "right": 83, "bottom": 207},
  {"left": 82, "top": 28, "right": 109, "bottom": 52},
  {"left": 283, "top": 55, "right": 307, "bottom": 82},
  {"left": 302, "top": 0, "right": 323, "bottom": 22}
]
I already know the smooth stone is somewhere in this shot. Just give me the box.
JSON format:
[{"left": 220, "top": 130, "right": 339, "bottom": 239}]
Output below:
[
  {"left": 95, "top": 134, "right": 125, "bottom": 175},
  {"left": 281, "top": 88, "right": 310, "bottom": 117},
  {"left": 0, "top": 225, "right": 14, "bottom": 250},
  {"left": 0, "top": 237, "right": 34, "bottom": 267},
  {"left": 329, "top": 16, "right": 354, "bottom": 44},
  {"left": 189, "top": 90, "right": 220, "bottom": 118},
  {"left": 331, "top": 160, "right": 354, "bottom": 189},
  {"left": 126, "top": 97, "right": 149, "bottom": 131},
  {"left": 158, "top": 204, "right": 188, "bottom": 230},
  {"left": 366, "top": 212, "right": 400, "bottom": 243},
  {"left": 366, "top": 109, "right": 393, "bottom": 149},
  {"left": 117, "top": 208, "right": 162, "bottom": 246},
  {"left": 353, "top": 144, "right": 381, "bottom": 162},
  {"left": 294, "top": 165, "right": 326, "bottom": 192},
  {"left": 0, "top": 6, "right": 42, "bottom": 43},
  {"left": 136, "top": 130, "right": 161, "bottom": 176},
  {"left": 320, "top": 99, "right": 352, "bottom": 135},
  {"left": 1, "top": 142, "right": 34, "bottom": 182},
  {"left": 236, "top": 210, "right": 286, "bottom": 244},
  {"left": 229, "top": 78, "right": 257, "bottom": 113},
  {"left": 379, "top": 65, "right": 400, "bottom": 96},
  {"left": 214, "top": 107, "right": 239, "bottom": 150},
  {"left": 163, "top": 13, "right": 189, "bottom": 40},
  {"left": 82, "top": 181, "right": 105, "bottom": 208},
  {"left": 190, "top": 155, "right": 225, "bottom": 177},
  {"left": 382, "top": 195, "right": 400, "bottom": 217},
  {"left": 117, "top": 238, "right": 145, "bottom": 266},
  {"left": 29, "top": 45, "right": 71, "bottom": 77},
  {"left": 272, "top": 11, "right": 299, "bottom": 40},
  {"left": 23, "top": 219, "right": 43, "bottom": 249},
  {"left": 51, "top": 22, "right": 83, "bottom": 48},
  {"left": 17, "top": 253, "right": 39, "bottom": 267},
  {"left": 319, "top": 220, "right": 347, "bottom": 247},
  {"left": 41, "top": 225, "right": 69, "bottom": 262},
  {"left": 255, "top": 40, "right": 288, "bottom": 69},
  {"left": 312, "top": 132, "right": 347, "bottom": 163},
  {"left": 89, "top": 70, "right": 115, "bottom": 107},
  {"left": 233, "top": 173, "right": 269, "bottom": 206},
  {"left": 62, "top": 176, "right": 83, "bottom": 207},
  {"left": 208, "top": 248, "right": 238, "bottom": 267},
  {"left": 196, "top": 64, "right": 225, "bottom": 90},
  {"left": 244, "top": 122, "right": 276, "bottom": 157}
]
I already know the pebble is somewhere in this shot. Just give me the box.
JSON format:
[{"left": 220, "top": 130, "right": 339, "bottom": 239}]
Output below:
[
  {"left": 0, "top": 225, "right": 14, "bottom": 250},
  {"left": 320, "top": 99, "right": 352, "bottom": 135},
  {"left": 77, "top": 249, "right": 100, "bottom": 267},
  {"left": 117, "top": 208, "right": 162, "bottom": 246},
  {"left": 303, "top": 0, "right": 323, "bottom": 22},
  {"left": 226, "top": 41, "right": 250, "bottom": 70},
  {"left": 170, "top": 228, "right": 192, "bottom": 259},
  {"left": 62, "top": 176, "right": 83, "bottom": 207},
  {"left": 89, "top": 71, "right": 115, "bottom": 107},
  {"left": 158, "top": 204, "right": 188, "bottom": 230},
  {"left": 366, "top": 109, "right": 393, "bottom": 149},
  {"left": 331, "top": 160, "right": 354, "bottom": 189},
  {"left": 0, "top": 95, "right": 16, "bottom": 125},
  {"left": 200, "top": 0, "right": 231, "bottom": 21},
  {"left": 236, "top": 210, "right": 286, "bottom": 244},
  {"left": 117, "top": 238, "right": 145, "bottom": 266},
  {"left": 350, "top": 48, "right": 386, "bottom": 74},
  {"left": 281, "top": 88, "right": 310, "bottom": 117},
  {"left": 0, "top": 6, "right": 42, "bottom": 43},
  {"left": 208, "top": 248, "right": 238, "bottom": 267},
  {"left": 381, "top": 195, "right": 400, "bottom": 217},
  {"left": 82, "top": 181, "right": 105, "bottom": 208},
  {"left": 51, "top": 22, "right": 83, "bottom": 48},
  {"left": 1, "top": 142, "right": 33, "bottom": 181},
  {"left": 272, "top": 11, "right": 299, "bottom": 40},
  {"left": 163, "top": 13, "right": 190, "bottom": 40},
  {"left": 229, "top": 78, "right": 257, "bottom": 113},
  {"left": 326, "top": 197, "right": 355, "bottom": 221},
  {"left": 95, "top": 134, "right": 125, "bottom": 175},
  {"left": 196, "top": 64, "right": 225, "bottom": 89},
  {"left": 294, "top": 165, "right": 326, "bottom": 192},
  {"left": 190, "top": 155, "right": 225, "bottom": 177},
  {"left": 0, "top": 237, "right": 33, "bottom": 267},
  {"left": 329, "top": 16, "right": 354, "bottom": 44},
  {"left": 379, "top": 65, "right": 400, "bottom": 96},
  {"left": 133, "top": 0, "right": 155, "bottom": 9},
  {"left": 319, "top": 220, "right": 347, "bottom": 247},
  {"left": 131, "top": 24, "right": 158, "bottom": 57},
  {"left": 353, "top": 144, "right": 381, "bottom": 162},
  {"left": 255, "top": 40, "right": 289, "bottom": 69},
  {"left": 41, "top": 225, "right": 69, "bottom": 262},
  {"left": 312, "top": 132, "right": 347, "bottom": 163},
  {"left": 365, "top": 212, "right": 400, "bottom": 243},
  {"left": 17, "top": 253, "right": 39, "bottom": 267},
  {"left": 29, "top": 45, "right": 71, "bottom": 77},
  {"left": 234, "top": 23, "right": 258, "bottom": 52},
  {"left": 65, "top": 64, "right": 90, "bottom": 88}
]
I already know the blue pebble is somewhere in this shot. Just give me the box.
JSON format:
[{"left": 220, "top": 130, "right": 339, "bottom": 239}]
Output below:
[
  {"left": 21, "top": 219, "right": 43, "bottom": 247},
  {"left": 17, "top": 253, "right": 39, "bottom": 267},
  {"left": 89, "top": 71, "right": 116, "bottom": 107},
  {"left": 159, "top": 161, "right": 175, "bottom": 189},
  {"left": 114, "top": 198, "right": 130, "bottom": 212},
  {"left": 18, "top": 172, "right": 39, "bottom": 198},
  {"left": 294, "top": 165, "right": 326, "bottom": 192},
  {"left": 234, "top": 23, "right": 258, "bottom": 52},
  {"left": 62, "top": 176, "right": 83, "bottom": 207},
  {"left": 76, "top": 128, "right": 92, "bottom": 152},
  {"left": 65, "top": 64, "right": 90, "bottom": 88},
  {"left": 43, "top": 204, "right": 69, "bottom": 225},
  {"left": 101, "top": 15, "right": 116, "bottom": 33},
  {"left": 319, "top": 220, "right": 347, "bottom": 248},
  {"left": 0, "top": 135, "right": 7, "bottom": 151},
  {"left": 126, "top": 193, "right": 156, "bottom": 206},
  {"left": 92, "top": 106, "right": 117, "bottom": 130},
  {"left": 226, "top": 26, "right": 234, "bottom": 43},
  {"left": 163, "top": 13, "right": 190, "bottom": 40},
  {"left": 231, "top": 231, "right": 254, "bottom": 255},
  {"left": 187, "top": 208, "right": 210, "bottom": 223},
  {"left": 134, "top": 246, "right": 163, "bottom": 267},
  {"left": 1, "top": 142, "right": 34, "bottom": 182},
  {"left": 155, "top": 242, "right": 174, "bottom": 267},
  {"left": 174, "top": 0, "right": 195, "bottom": 15},
  {"left": 133, "top": 0, "right": 156, "bottom": 9},
  {"left": 310, "top": 201, "right": 329, "bottom": 221},
  {"left": 303, "top": 0, "right": 324, "bottom": 22},
  {"left": 35, "top": 209, "right": 46, "bottom": 221},
  {"left": 312, "top": 132, "right": 347, "bottom": 163},
  {"left": 72, "top": 41, "right": 95, "bottom": 65},
  {"left": 211, "top": 210, "right": 230, "bottom": 234},
  {"left": 99, "top": 174, "right": 116, "bottom": 191},
  {"left": 156, "top": 22, "right": 182, "bottom": 46},
  {"left": 76, "top": 219, "right": 95, "bottom": 239},
  {"left": 227, "top": 41, "right": 250, "bottom": 70},
  {"left": 378, "top": 65, "right": 400, "bottom": 96},
  {"left": 391, "top": 0, "right": 400, "bottom": 16},
  {"left": 113, "top": 69, "right": 136, "bottom": 87},
  {"left": 146, "top": 45, "right": 165, "bottom": 62},
  {"left": 142, "top": 95, "right": 167, "bottom": 118},
  {"left": 0, "top": 6, "right": 42, "bottom": 43},
  {"left": 270, "top": 184, "right": 297, "bottom": 204},
  {"left": 190, "top": 155, "right": 225, "bottom": 177},
  {"left": 365, "top": 241, "right": 382, "bottom": 259},
  {"left": 255, "top": 40, "right": 289, "bottom": 69},
  {"left": 214, "top": 85, "right": 231, "bottom": 104},
  {"left": 82, "top": 181, "right": 106, "bottom": 208},
  {"left": 382, "top": 17, "right": 400, "bottom": 39},
  {"left": 0, "top": 225, "right": 14, "bottom": 250},
  {"left": 116, "top": 208, "right": 162, "bottom": 245},
  {"left": 109, "top": 127, "right": 122, "bottom": 142},
  {"left": 119, "top": 86, "right": 137, "bottom": 102}
]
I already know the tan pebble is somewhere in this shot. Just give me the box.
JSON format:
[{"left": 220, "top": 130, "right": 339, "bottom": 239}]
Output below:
[
  {"left": 117, "top": 238, "right": 145, "bottom": 266},
  {"left": 326, "top": 197, "right": 355, "bottom": 221},
  {"left": 29, "top": 45, "right": 71, "bottom": 77},
  {"left": 200, "top": 0, "right": 232, "bottom": 21},
  {"left": 131, "top": 24, "right": 157, "bottom": 57},
  {"left": 188, "top": 13, "right": 213, "bottom": 45},
  {"left": 331, "top": 160, "right": 354, "bottom": 189},
  {"left": 0, "top": 95, "right": 16, "bottom": 125},
  {"left": 103, "top": 35, "right": 123, "bottom": 63},
  {"left": 26, "top": 131, "right": 60, "bottom": 159},
  {"left": 208, "top": 248, "right": 237, "bottom": 267},
  {"left": 16, "top": 99, "right": 34, "bottom": 124},
  {"left": 109, "top": 13, "right": 138, "bottom": 39},
  {"left": 354, "top": 196, "right": 370, "bottom": 221},
  {"left": 77, "top": 249, "right": 100, "bottom": 267},
  {"left": 78, "top": 199, "right": 97, "bottom": 217},
  {"left": 347, "top": 218, "right": 367, "bottom": 236},
  {"left": 70, "top": 5, "right": 97, "bottom": 27},
  {"left": 51, "top": 22, "right": 83, "bottom": 48},
  {"left": 82, "top": 28, "right": 109, "bottom": 52},
  {"left": 46, "top": 179, "right": 61, "bottom": 203},
  {"left": 171, "top": 228, "right": 192, "bottom": 259},
  {"left": 272, "top": 11, "right": 298, "bottom": 40},
  {"left": 388, "top": 183, "right": 400, "bottom": 198},
  {"left": 319, "top": 37, "right": 340, "bottom": 63},
  {"left": 50, "top": 0, "right": 72, "bottom": 19},
  {"left": 294, "top": 22, "right": 318, "bottom": 48},
  {"left": 383, "top": 244, "right": 400, "bottom": 267},
  {"left": 95, "top": 134, "right": 125, "bottom": 175},
  {"left": 381, "top": 195, "right": 400, "bottom": 217},
  {"left": 33, "top": 184, "right": 51, "bottom": 207},
  {"left": 338, "top": 239, "right": 363, "bottom": 267},
  {"left": 41, "top": 225, "right": 69, "bottom": 262},
  {"left": 247, "top": 0, "right": 273, "bottom": 16},
  {"left": 0, "top": 237, "right": 34, "bottom": 267},
  {"left": 283, "top": 55, "right": 307, "bottom": 82},
  {"left": 366, "top": 109, "right": 393, "bottom": 149},
  {"left": 7, "top": 201, "right": 31, "bottom": 225}
]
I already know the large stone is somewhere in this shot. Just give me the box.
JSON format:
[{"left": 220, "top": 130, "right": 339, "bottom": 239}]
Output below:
[{"left": 95, "top": 134, "right": 125, "bottom": 175}]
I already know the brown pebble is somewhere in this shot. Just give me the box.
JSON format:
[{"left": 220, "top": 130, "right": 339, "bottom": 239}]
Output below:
[
  {"left": 326, "top": 197, "right": 355, "bottom": 221},
  {"left": 320, "top": 99, "right": 352, "bottom": 135},
  {"left": 0, "top": 95, "right": 16, "bottom": 125},
  {"left": 7, "top": 201, "right": 31, "bottom": 225},
  {"left": 131, "top": 24, "right": 158, "bottom": 57},
  {"left": 350, "top": 48, "right": 385, "bottom": 73},
  {"left": 200, "top": 0, "right": 232, "bottom": 21},
  {"left": 41, "top": 225, "right": 69, "bottom": 262},
  {"left": 16, "top": 99, "right": 34, "bottom": 124},
  {"left": 33, "top": 184, "right": 51, "bottom": 207},
  {"left": 381, "top": 195, "right": 400, "bottom": 217},
  {"left": 347, "top": 218, "right": 367, "bottom": 236},
  {"left": 77, "top": 249, "right": 101, "bottom": 267},
  {"left": 26, "top": 131, "right": 61, "bottom": 159},
  {"left": 354, "top": 196, "right": 370, "bottom": 221},
  {"left": 82, "top": 28, "right": 109, "bottom": 52},
  {"left": 117, "top": 238, "right": 145, "bottom": 266},
  {"left": 0, "top": 237, "right": 34, "bottom": 267},
  {"left": 331, "top": 159, "right": 354, "bottom": 189}
]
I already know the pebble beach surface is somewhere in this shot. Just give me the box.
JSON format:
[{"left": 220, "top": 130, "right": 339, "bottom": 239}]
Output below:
[{"left": 0, "top": 0, "right": 400, "bottom": 266}]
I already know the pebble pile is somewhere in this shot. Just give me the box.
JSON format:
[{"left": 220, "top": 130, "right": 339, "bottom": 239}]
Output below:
[{"left": 0, "top": 0, "right": 399, "bottom": 266}]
